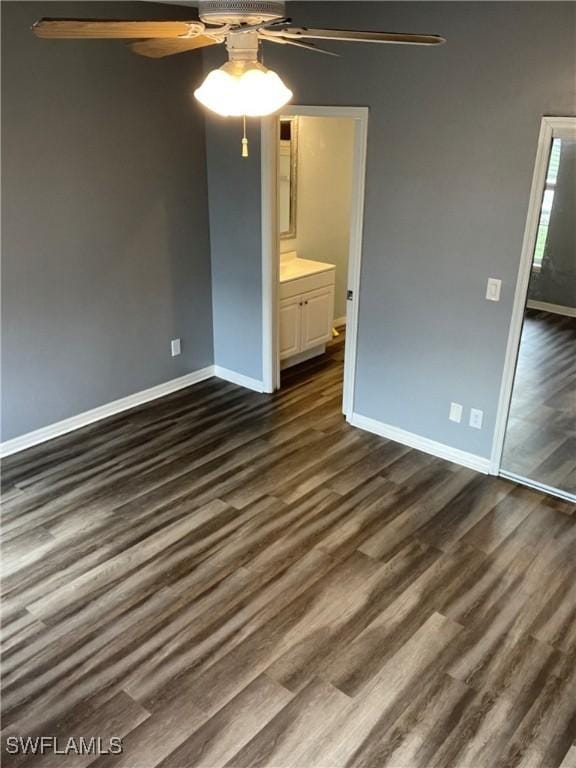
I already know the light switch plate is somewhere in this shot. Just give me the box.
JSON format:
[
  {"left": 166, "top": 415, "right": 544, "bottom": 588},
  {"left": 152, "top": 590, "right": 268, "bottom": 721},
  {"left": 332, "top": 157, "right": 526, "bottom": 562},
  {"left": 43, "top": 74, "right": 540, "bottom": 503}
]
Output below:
[
  {"left": 171, "top": 338, "right": 181, "bottom": 357},
  {"left": 486, "top": 278, "right": 502, "bottom": 302}
]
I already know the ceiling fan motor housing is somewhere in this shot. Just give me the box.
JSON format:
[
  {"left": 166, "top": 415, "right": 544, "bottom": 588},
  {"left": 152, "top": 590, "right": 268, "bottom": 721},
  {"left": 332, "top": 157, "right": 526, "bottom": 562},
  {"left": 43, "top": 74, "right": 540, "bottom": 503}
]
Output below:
[{"left": 198, "top": 0, "right": 286, "bottom": 26}]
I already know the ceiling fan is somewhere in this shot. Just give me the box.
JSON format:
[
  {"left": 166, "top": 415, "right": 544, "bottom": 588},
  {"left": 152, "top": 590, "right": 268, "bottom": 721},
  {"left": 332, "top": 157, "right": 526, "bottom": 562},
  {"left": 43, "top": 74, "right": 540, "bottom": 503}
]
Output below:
[{"left": 33, "top": 0, "right": 445, "bottom": 153}]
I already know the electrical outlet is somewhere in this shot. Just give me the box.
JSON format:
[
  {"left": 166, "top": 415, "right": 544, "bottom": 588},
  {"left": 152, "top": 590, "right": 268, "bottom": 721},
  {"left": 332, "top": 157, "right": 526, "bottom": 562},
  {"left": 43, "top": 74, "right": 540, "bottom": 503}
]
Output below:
[
  {"left": 449, "top": 402, "right": 463, "bottom": 423},
  {"left": 171, "top": 338, "right": 181, "bottom": 357},
  {"left": 470, "top": 408, "right": 484, "bottom": 429}
]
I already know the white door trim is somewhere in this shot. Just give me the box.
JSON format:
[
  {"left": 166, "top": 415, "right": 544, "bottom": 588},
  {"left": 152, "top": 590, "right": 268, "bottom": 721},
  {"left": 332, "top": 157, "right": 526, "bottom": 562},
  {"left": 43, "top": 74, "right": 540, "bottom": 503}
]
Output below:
[
  {"left": 260, "top": 105, "right": 369, "bottom": 417},
  {"left": 261, "top": 114, "right": 280, "bottom": 393},
  {"left": 489, "top": 116, "right": 576, "bottom": 475}
]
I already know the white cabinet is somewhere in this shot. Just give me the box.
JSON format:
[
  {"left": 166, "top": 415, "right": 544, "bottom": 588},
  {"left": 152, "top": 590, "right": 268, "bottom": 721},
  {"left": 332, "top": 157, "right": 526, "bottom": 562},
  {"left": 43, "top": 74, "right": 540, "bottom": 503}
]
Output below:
[
  {"left": 300, "top": 287, "right": 335, "bottom": 352},
  {"left": 279, "top": 295, "right": 302, "bottom": 359},
  {"left": 279, "top": 268, "right": 335, "bottom": 361}
]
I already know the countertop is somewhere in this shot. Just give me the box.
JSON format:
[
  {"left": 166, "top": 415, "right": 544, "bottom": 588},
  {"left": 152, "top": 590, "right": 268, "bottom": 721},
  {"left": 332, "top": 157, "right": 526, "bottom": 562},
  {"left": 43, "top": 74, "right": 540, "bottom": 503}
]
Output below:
[{"left": 280, "top": 253, "right": 336, "bottom": 283}]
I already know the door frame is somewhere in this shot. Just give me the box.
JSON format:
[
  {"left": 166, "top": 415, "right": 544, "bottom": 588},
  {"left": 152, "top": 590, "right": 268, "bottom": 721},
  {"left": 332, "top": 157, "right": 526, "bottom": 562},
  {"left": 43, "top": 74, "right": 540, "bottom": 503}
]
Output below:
[
  {"left": 489, "top": 116, "right": 576, "bottom": 479},
  {"left": 260, "top": 105, "right": 369, "bottom": 417}
]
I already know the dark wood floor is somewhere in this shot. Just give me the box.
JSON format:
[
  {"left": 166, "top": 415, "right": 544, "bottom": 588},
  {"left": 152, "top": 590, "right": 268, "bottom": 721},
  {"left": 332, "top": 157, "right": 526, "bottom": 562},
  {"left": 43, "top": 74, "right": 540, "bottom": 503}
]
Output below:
[
  {"left": 2, "top": 335, "right": 576, "bottom": 768},
  {"left": 502, "top": 309, "right": 576, "bottom": 496}
]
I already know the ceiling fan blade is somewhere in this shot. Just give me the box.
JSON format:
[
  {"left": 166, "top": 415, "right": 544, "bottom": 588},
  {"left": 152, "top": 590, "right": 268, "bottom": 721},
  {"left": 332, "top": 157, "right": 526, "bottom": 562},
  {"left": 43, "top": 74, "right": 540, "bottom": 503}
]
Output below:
[
  {"left": 259, "top": 32, "right": 339, "bottom": 56},
  {"left": 32, "top": 18, "right": 204, "bottom": 39},
  {"left": 271, "top": 27, "right": 446, "bottom": 46},
  {"left": 130, "top": 35, "right": 223, "bottom": 58}
]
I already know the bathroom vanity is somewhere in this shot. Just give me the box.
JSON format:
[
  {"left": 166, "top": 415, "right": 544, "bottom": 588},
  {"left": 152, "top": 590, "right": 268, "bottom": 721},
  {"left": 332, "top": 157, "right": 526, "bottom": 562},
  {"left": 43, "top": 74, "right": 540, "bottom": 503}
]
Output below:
[{"left": 279, "top": 252, "right": 336, "bottom": 366}]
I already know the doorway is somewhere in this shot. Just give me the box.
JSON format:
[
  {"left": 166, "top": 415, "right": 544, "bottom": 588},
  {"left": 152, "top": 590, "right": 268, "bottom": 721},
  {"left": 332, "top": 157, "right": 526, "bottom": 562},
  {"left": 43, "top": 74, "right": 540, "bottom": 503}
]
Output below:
[
  {"left": 260, "top": 106, "right": 368, "bottom": 417},
  {"left": 491, "top": 116, "right": 576, "bottom": 501}
]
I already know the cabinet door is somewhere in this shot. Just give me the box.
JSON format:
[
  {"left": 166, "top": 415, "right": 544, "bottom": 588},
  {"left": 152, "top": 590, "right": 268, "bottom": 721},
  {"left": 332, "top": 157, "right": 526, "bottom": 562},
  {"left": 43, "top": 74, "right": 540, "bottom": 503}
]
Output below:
[
  {"left": 279, "top": 295, "right": 302, "bottom": 359},
  {"left": 300, "top": 286, "right": 334, "bottom": 352}
]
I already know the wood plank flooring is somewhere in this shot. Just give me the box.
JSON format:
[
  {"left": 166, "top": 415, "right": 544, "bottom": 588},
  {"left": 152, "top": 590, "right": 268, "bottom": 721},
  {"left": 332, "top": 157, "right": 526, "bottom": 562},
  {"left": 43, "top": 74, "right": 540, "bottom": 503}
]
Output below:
[
  {"left": 2, "top": 334, "right": 576, "bottom": 767},
  {"left": 502, "top": 309, "right": 576, "bottom": 495}
]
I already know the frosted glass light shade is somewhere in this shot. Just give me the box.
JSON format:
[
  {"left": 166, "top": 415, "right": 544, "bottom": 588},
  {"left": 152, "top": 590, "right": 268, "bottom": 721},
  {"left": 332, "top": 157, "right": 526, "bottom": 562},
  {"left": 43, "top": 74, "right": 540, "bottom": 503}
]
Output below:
[{"left": 194, "top": 61, "right": 292, "bottom": 117}]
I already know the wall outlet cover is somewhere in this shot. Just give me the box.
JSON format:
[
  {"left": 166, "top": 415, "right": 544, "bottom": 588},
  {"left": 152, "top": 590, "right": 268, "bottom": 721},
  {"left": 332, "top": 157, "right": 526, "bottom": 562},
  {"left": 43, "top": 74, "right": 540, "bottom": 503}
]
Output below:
[
  {"left": 449, "top": 402, "right": 463, "bottom": 423},
  {"left": 470, "top": 408, "right": 484, "bottom": 429},
  {"left": 171, "top": 338, "right": 182, "bottom": 357}
]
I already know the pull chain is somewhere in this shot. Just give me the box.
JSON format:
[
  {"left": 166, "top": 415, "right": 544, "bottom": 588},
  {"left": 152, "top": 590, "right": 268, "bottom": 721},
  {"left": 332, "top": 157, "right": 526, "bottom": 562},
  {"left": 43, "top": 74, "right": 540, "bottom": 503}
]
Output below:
[{"left": 241, "top": 115, "right": 249, "bottom": 158}]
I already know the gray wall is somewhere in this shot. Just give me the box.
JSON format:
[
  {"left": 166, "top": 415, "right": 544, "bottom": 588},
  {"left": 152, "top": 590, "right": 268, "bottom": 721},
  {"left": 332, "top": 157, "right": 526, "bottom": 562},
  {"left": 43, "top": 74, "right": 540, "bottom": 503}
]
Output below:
[
  {"left": 204, "top": 1, "right": 576, "bottom": 457},
  {"left": 2, "top": 2, "right": 213, "bottom": 441},
  {"left": 528, "top": 140, "right": 576, "bottom": 308},
  {"left": 205, "top": 114, "right": 263, "bottom": 379}
]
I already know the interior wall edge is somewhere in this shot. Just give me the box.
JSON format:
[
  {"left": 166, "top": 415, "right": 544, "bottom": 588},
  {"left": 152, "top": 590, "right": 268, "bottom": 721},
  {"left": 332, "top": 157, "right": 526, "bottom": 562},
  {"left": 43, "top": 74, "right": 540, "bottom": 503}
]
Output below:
[{"left": 213, "top": 366, "right": 265, "bottom": 393}]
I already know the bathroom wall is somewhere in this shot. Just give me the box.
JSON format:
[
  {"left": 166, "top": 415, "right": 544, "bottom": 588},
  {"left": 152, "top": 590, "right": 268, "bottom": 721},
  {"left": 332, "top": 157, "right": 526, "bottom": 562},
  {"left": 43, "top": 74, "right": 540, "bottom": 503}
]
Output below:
[
  {"left": 528, "top": 139, "right": 576, "bottom": 309},
  {"left": 287, "top": 116, "right": 355, "bottom": 322}
]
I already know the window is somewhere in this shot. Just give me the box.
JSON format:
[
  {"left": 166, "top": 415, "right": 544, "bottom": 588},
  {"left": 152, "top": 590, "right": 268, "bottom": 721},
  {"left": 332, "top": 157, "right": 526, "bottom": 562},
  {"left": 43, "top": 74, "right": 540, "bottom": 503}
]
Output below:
[{"left": 532, "top": 138, "right": 562, "bottom": 271}]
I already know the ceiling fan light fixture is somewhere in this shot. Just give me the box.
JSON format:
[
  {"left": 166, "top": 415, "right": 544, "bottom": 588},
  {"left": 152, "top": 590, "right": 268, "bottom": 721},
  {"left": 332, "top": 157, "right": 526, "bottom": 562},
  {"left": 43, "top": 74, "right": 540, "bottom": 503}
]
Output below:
[{"left": 194, "top": 60, "right": 292, "bottom": 117}]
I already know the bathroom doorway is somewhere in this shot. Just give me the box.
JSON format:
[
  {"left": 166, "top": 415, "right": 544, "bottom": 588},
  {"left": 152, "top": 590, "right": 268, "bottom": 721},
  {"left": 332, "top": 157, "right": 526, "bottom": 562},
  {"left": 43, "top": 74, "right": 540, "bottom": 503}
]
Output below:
[{"left": 260, "top": 106, "right": 368, "bottom": 417}]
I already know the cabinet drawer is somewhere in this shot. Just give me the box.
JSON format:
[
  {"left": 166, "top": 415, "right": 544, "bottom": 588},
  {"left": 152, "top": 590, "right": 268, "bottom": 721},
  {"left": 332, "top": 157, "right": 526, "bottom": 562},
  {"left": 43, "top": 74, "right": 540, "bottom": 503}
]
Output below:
[{"left": 280, "top": 269, "right": 335, "bottom": 300}]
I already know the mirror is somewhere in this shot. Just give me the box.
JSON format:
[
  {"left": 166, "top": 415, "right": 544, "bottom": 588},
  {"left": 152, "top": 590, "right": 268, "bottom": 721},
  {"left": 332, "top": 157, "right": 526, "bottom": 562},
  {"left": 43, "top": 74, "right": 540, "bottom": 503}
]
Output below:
[
  {"left": 278, "top": 117, "right": 298, "bottom": 240},
  {"left": 501, "top": 133, "right": 576, "bottom": 499}
]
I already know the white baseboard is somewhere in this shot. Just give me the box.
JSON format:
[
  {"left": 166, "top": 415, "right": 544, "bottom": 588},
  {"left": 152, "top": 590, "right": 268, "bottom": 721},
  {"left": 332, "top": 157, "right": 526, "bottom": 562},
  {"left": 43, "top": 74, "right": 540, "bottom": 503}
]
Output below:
[
  {"left": 0, "top": 367, "right": 215, "bottom": 458},
  {"left": 526, "top": 300, "right": 576, "bottom": 318},
  {"left": 333, "top": 316, "right": 347, "bottom": 328},
  {"left": 1, "top": 364, "right": 267, "bottom": 458},
  {"left": 348, "top": 412, "right": 490, "bottom": 474},
  {"left": 213, "top": 366, "right": 265, "bottom": 393}
]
